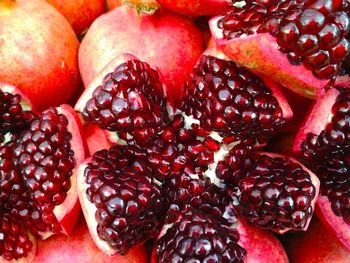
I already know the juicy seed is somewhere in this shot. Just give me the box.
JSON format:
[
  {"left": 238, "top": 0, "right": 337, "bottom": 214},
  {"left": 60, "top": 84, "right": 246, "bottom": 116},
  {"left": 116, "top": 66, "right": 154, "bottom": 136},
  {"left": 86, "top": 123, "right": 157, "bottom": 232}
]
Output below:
[
  {"left": 301, "top": 87, "right": 350, "bottom": 224},
  {"left": 0, "top": 90, "right": 36, "bottom": 142},
  {"left": 84, "top": 146, "right": 163, "bottom": 255},
  {"left": 218, "top": 0, "right": 350, "bottom": 79},
  {"left": 181, "top": 55, "right": 285, "bottom": 144},
  {"left": 12, "top": 107, "right": 75, "bottom": 233},
  {"left": 238, "top": 154, "right": 316, "bottom": 231},
  {"left": 82, "top": 59, "right": 169, "bottom": 147},
  {"left": 155, "top": 208, "right": 246, "bottom": 263},
  {"left": 0, "top": 214, "right": 33, "bottom": 261},
  {"left": 162, "top": 173, "right": 237, "bottom": 225}
]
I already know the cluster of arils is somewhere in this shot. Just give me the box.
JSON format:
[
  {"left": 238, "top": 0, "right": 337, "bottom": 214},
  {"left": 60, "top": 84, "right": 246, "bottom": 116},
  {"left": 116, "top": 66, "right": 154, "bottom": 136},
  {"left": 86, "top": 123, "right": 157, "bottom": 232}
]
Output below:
[{"left": 75, "top": 50, "right": 320, "bottom": 262}]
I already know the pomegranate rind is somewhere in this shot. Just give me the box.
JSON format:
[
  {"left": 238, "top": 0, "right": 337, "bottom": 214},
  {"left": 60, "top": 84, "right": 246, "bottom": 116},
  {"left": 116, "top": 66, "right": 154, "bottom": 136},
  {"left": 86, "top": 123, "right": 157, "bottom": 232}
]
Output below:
[
  {"left": 237, "top": 219, "right": 288, "bottom": 263},
  {"left": 157, "top": 0, "right": 232, "bottom": 16},
  {"left": 258, "top": 152, "right": 320, "bottom": 234},
  {"left": 202, "top": 47, "right": 293, "bottom": 121},
  {"left": 52, "top": 104, "right": 87, "bottom": 236},
  {"left": 209, "top": 16, "right": 334, "bottom": 99},
  {"left": 316, "top": 195, "right": 350, "bottom": 253},
  {"left": 292, "top": 88, "right": 340, "bottom": 154},
  {"left": 84, "top": 124, "right": 112, "bottom": 155},
  {"left": 77, "top": 160, "right": 117, "bottom": 256}
]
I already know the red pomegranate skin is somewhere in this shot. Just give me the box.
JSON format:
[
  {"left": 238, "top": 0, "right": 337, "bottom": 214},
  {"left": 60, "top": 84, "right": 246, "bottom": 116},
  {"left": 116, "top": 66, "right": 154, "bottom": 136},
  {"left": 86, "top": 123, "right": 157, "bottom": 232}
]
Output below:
[
  {"left": 34, "top": 216, "right": 148, "bottom": 263},
  {"left": 284, "top": 218, "right": 350, "bottom": 263},
  {"left": 46, "top": 0, "right": 105, "bottom": 36},
  {"left": 0, "top": 0, "right": 81, "bottom": 110},
  {"left": 106, "top": 0, "right": 122, "bottom": 10},
  {"left": 157, "top": 0, "right": 232, "bottom": 16},
  {"left": 79, "top": 5, "right": 204, "bottom": 105}
]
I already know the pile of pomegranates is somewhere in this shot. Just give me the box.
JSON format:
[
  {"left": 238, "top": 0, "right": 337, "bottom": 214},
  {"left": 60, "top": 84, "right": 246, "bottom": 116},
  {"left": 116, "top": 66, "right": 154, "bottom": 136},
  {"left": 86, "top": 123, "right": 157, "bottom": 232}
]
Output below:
[{"left": 1, "top": 0, "right": 350, "bottom": 262}]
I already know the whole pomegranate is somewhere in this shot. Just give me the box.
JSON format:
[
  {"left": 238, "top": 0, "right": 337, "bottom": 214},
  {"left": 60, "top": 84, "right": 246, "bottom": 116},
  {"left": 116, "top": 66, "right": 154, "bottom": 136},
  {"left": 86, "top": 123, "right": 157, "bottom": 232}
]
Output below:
[
  {"left": 46, "top": 0, "right": 105, "bottom": 36},
  {"left": 0, "top": 0, "right": 81, "bottom": 110},
  {"left": 79, "top": 3, "right": 204, "bottom": 106}
]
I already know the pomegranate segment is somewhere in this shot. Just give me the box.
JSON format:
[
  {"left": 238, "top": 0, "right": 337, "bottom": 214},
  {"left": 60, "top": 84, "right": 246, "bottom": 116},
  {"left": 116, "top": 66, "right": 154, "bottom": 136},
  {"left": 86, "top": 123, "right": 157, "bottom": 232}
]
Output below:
[
  {"left": 154, "top": 208, "right": 247, "bottom": 263},
  {"left": 295, "top": 87, "right": 350, "bottom": 225},
  {"left": 77, "top": 58, "right": 170, "bottom": 147},
  {"left": 181, "top": 48, "right": 293, "bottom": 145},
  {"left": 0, "top": 103, "right": 86, "bottom": 261},
  {"left": 210, "top": 0, "right": 350, "bottom": 98},
  {"left": 78, "top": 146, "right": 163, "bottom": 255}
]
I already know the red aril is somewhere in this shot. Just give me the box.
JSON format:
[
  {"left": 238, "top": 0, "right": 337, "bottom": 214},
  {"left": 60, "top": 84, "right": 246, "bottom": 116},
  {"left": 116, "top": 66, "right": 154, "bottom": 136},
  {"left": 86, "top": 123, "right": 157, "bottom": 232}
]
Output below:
[
  {"left": 0, "top": 102, "right": 87, "bottom": 261},
  {"left": 79, "top": 3, "right": 204, "bottom": 106},
  {"left": 210, "top": 0, "right": 350, "bottom": 98},
  {"left": 157, "top": 0, "right": 232, "bottom": 16},
  {"left": 0, "top": 0, "right": 81, "bottom": 110},
  {"left": 46, "top": 0, "right": 105, "bottom": 36},
  {"left": 294, "top": 86, "right": 350, "bottom": 251}
]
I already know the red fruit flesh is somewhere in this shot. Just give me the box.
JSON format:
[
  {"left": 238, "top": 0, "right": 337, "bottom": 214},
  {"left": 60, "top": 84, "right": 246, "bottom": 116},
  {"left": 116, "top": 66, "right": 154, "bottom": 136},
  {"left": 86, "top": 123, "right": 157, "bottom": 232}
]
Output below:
[
  {"left": 157, "top": 0, "right": 232, "bottom": 16},
  {"left": 79, "top": 5, "right": 204, "bottom": 105},
  {"left": 0, "top": 0, "right": 81, "bottom": 110},
  {"left": 285, "top": 218, "right": 350, "bottom": 262},
  {"left": 46, "top": 0, "right": 105, "bottom": 36},
  {"left": 181, "top": 47, "right": 293, "bottom": 145},
  {"left": 210, "top": 0, "right": 350, "bottom": 98},
  {"left": 34, "top": 216, "right": 148, "bottom": 263},
  {"left": 84, "top": 124, "right": 112, "bottom": 155},
  {"left": 78, "top": 146, "right": 163, "bottom": 256}
]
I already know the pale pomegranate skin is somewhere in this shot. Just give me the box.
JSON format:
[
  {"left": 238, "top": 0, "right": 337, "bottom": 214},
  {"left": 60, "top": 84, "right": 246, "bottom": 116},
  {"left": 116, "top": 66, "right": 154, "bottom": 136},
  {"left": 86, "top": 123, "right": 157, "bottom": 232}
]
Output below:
[
  {"left": 79, "top": 5, "right": 204, "bottom": 106},
  {"left": 46, "top": 0, "right": 105, "bottom": 36},
  {"left": 0, "top": 0, "right": 81, "bottom": 110}
]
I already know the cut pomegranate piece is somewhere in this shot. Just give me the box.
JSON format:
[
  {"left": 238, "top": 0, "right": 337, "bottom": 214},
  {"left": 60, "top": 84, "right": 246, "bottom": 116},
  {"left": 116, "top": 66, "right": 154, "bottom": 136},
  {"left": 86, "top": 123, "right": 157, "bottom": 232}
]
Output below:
[
  {"left": 210, "top": 0, "right": 350, "bottom": 98},
  {"left": 77, "top": 146, "right": 163, "bottom": 256},
  {"left": 0, "top": 104, "right": 86, "bottom": 261},
  {"left": 294, "top": 86, "right": 350, "bottom": 249},
  {"left": 0, "top": 83, "right": 36, "bottom": 144},
  {"left": 153, "top": 208, "right": 247, "bottom": 263},
  {"left": 75, "top": 55, "right": 171, "bottom": 147},
  {"left": 180, "top": 47, "right": 293, "bottom": 145}
]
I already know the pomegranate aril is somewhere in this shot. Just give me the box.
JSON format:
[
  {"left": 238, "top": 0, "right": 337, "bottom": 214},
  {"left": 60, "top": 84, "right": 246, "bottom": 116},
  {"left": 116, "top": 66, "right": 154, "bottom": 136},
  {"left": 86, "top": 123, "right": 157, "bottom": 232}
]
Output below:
[
  {"left": 155, "top": 208, "right": 246, "bottom": 263},
  {"left": 181, "top": 55, "right": 285, "bottom": 143},
  {"left": 162, "top": 173, "right": 237, "bottom": 225},
  {"left": 82, "top": 59, "right": 170, "bottom": 147},
  {"left": 84, "top": 146, "right": 163, "bottom": 255},
  {"left": 218, "top": 0, "right": 350, "bottom": 80}
]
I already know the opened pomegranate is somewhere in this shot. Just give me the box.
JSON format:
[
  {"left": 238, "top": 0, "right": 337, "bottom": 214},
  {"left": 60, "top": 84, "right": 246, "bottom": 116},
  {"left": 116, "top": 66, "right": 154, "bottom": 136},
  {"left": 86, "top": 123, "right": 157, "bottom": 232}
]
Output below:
[
  {"left": 79, "top": 3, "right": 204, "bottom": 106},
  {"left": 294, "top": 86, "right": 350, "bottom": 250},
  {"left": 0, "top": 100, "right": 86, "bottom": 261},
  {"left": 210, "top": 0, "right": 350, "bottom": 98},
  {"left": 0, "top": 0, "right": 81, "bottom": 110}
]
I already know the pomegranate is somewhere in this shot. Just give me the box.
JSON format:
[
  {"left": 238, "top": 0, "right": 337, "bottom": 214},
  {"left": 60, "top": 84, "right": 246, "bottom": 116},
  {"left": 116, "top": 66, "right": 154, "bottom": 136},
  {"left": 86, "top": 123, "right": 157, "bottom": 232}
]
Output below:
[
  {"left": 74, "top": 45, "right": 321, "bottom": 261},
  {"left": 157, "top": 0, "right": 232, "bottom": 16},
  {"left": 34, "top": 216, "right": 148, "bottom": 263},
  {"left": 46, "top": 0, "right": 105, "bottom": 36},
  {"left": 0, "top": 0, "right": 81, "bottom": 110},
  {"left": 284, "top": 218, "right": 350, "bottom": 262},
  {"left": 79, "top": 4, "right": 204, "bottom": 106},
  {"left": 106, "top": 0, "right": 123, "bottom": 10},
  {"left": 0, "top": 96, "right": 86, "bottom": 260},
  {"left": 210, "top": 0, "right": 350, "bottom": 98},
  {"left": 294, "top": 86, "right": 350, "bottom": 250}
]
